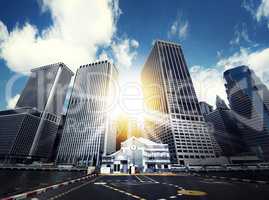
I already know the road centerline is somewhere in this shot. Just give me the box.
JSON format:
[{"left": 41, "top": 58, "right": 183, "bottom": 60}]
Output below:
[{"left": 101, "top": 183, "right": 145, "bottom": 199}]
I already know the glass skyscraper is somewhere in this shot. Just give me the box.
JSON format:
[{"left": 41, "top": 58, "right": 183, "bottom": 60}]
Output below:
[
  {"left": 204, "top": 96, "right": 248, "bottom": 157},
  {"left": 224, "top": 65, "right": 269, "bottom": 160},
  {"left": 0, "top": 63, "right": 73, "bottom": 162},
  {"left": 16, "top": 63, "right": 73, "bottom": 115},
  {"left": 141, "top": 40, "right": 215, "bottom": 165},
  {"left": 56, "top": 61, "right": 118, "bottom": 166}
]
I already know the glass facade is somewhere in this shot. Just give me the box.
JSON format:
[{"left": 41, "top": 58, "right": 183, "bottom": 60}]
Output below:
[
  {"left": 141, "top": 40, "right": 216, "bottom": 165},
  {"left": 0, "top": 63, "right": 73, "bottom": 162},
  {"left": 16, "top": 63, "right": 73, "bottom": 115},
  {"left": 56, "top": 61, "right": 118, "bottom": 167},
  {"left": 224, "top": 65, "right": 269, "bottom": 160},
  {"left": 0, "top": 108, "right": 60, "bottom": 162}
]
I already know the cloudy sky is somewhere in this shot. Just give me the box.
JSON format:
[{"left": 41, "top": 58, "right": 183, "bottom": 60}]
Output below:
[{"left": 0, "top": 0, "right": 269, "bottom": 110}]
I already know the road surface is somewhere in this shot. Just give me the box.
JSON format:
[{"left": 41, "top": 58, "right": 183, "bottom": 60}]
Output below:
[{"left": 26, "top": 173, "right": 269, "bottom": 200}]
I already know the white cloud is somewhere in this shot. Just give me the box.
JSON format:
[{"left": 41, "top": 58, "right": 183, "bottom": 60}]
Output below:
[
  {"left": 256, "top": 0, "right": 269, "bottom": 23},
  {"left": 217, "top": 48, "right": 250, "bottom": 69},
  {"left": 168, "top": 14, "right": 189, "bottom": 40},
  {"left": 229, "top": 23, "right": 252, "bottom": 46},
  {"left": 0, "top": 21, "right": 8, "bottom": 44},
  {"left": 242, "top": 0, "right": 257, "bottom": 17},
  {"left": 111, "top": 38, "right": 139, "bottom": 69},
  {"left": 217, "top": 47, "right": 269, "bottom": 85},
  {"left": 7, "top": 94, "right": 20, "bottom": 109},
  {"left": 190, "top": 65, "right": 226, "bottom": 107},
  {"left": 130, "top": 39, "right": 139, "bottom": 48},
  {"left": 98, "top": 50, "right": 109, "bottom": 61},
  {"left": 242, "top": 0, "right": 269, "bottom": 28},
  {"left": 190, "top": 47, "right": 269, "bottom": 107},
  {"left": 0, "top": 0, "right": 121, "bottom": 74}
]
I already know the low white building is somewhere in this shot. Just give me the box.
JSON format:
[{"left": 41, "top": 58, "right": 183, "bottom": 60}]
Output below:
[{"left": 101, "top": 137, "right": 171, "bottom": 173}]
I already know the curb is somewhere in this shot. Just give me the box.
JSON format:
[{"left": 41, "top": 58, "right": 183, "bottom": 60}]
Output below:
[
  {"left": 1, "top": 173, "right": 98, "bottom": 200},
  {"left": 191, "top": 173, "right": 269, "bottom": 185}
]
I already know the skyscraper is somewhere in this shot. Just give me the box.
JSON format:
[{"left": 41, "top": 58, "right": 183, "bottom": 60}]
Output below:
[
  {"left": 56, "top": 61, "right": 118, "bottom": 166},
  {"left": 216, "top": 95, "right": 229, "bottom": 110},
  {"left": 141, "top": 40, "right": 215, "bottom": 165},
  {"left": 204, "top": 96, "right": 248, "bottom": 157},
  {"left": 16, "top": 63, "right": 73, "bottom": 115},
  {"left": 0, "top": 63, "right": 73, "bottom": 162},
  {"left": 224, "top": 65, "right": 269, "bottom": 160},
  {"left": 199, "top": 101, "right": 213, "bottom": 116}
]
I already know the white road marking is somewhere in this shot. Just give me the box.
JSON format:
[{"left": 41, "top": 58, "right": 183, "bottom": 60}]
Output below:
[
  {"left": 47, "top": 176, "right": 100, "bottom": 200},
  {"left": 142, "top": 175, "right": 159, "bottom": 183},
  {"left": 102, "top": 184, "right": 142, "bottom": 199},
  {"left": 134, "top": 175, "right": 145, "bottom": 183},
  {"left": 94, "top": 182, "right": 106, "bottom": 185}
]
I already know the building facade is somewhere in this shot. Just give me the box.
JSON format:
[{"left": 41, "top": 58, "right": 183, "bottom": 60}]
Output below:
[
  {"left": 199, "top": 101, "right": 213, "bottom": 117},
  {"left": 0, "top": 63, "right": 73, "bottom": 162},
  {"left": 16, "top": 63, "right": 73, "bottom": 115},
  {"left": 204, "top": 96, "right": 248, "bottom": 157},
  {"left": 101, "top": 137, "right": 170, "bottom": 173},
  {"left": 141, "top": 40, "right": 216, "bottom": 165},
  {"left": 224, "top": 65, "right": 269, "bottom": 160},
  {"left": 0, "top": 108, "right": 61, "bottom": 162},
  {"left": 56, "top": 61, "right": 118, "bottom": 167}
]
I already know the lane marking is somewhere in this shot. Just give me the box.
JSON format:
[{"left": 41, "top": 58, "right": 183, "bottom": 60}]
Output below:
[
  {"left": 142, "top": 175, "right": 159, "bottom": 183},
  {"left": 177, "top": 189, "right": 207, "bottom": 196},
  {"left": 102, "top": 184, "right": 145, "bottom": 199},
  {"left": 47, "top": 176, "right": 101, "bottom": 200},
  {"left": 94, "top": 182, "right": 107, "bottom": 185},
  {"left": 134, "top": 175, "right": 145, "bottom": 183}
]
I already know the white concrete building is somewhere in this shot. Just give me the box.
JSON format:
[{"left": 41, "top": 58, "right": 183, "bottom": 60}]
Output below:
[{"left": 101, "top": 137, "right": 171, "bottom": 173}]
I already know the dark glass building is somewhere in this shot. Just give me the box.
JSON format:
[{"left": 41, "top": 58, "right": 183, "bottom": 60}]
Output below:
[
  {"left": 16, "top": 63, "right": 73, "bottom": 115},
  {"left": 0, "top": 63, "right": 73, "bottom": 162},
  {"left": 204, "top": 96, "right": 248, "bottom": 157},
  {"left": 0, "top": 108, "right": 61, "bottom": 162},
  {"left": 141, "top": 40, "right": 215, "bottom": 165},
  {"left": 224, "top": 65, "right": 269, "bottom": 160},
  {"left": 199, "top": 101, "right": 213, "bottom": 116}
]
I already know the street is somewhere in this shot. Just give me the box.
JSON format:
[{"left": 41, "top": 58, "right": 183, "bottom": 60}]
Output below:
[{"left": 26, "top": 173, "right": 269, "bottom": 200}]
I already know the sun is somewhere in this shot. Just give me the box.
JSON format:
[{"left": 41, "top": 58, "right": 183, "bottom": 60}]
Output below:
[{"left": 107, "top": 72, "right": 145, "bottom": 121}]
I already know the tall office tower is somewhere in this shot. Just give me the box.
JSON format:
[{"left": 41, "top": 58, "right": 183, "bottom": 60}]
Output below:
[
  {"left": 199, "top": 101, "right": 222, "bottom": 156},
  {"left": 0, "top": 63, "right": 73, "bottom": 162},
  {"left": 199, "top": 102, "right": 213, "bottom": 116},
  {"left": 204, "top": 96, "right": 248, "bottom": 157},
  {"left": 224, "top": 65, "right": 269, "bottom": 160},
  {"left": 141, "top": 40, "right": 215, "bottom": 165},
  {"left": 56, "top": 61, "right": 118, "bottom": 166},
  {"left": 216, "top": 95, "right": 229, "bottom": 110},
  {"left": 16, "top": 63, "right": 73, "bottom": 115}
]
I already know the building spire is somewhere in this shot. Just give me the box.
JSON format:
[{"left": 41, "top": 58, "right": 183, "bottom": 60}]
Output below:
[{"left": 216, "top": 95, "right": 228, "bottom": 110}]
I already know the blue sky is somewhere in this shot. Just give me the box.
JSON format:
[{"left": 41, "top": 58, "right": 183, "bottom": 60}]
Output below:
[{"left": 1, "top": 0, "right": 269, "bottom": 110}]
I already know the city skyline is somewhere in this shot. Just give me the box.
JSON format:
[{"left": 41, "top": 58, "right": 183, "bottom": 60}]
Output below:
[
  {"left": 2, "top": 1, "right": 269, "bottom": 199},
  {"left": 0, "top": 0, "right": 269, "bottom": 166},
  {"left": 1, "top": 0, "right": 269, "bottom": 111}
]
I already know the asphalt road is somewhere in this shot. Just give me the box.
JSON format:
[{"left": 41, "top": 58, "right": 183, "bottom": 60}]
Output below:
[
  {"left": 0, "top": 170, "right": 85, "bottom": 198},
  {"left": 26, "top": 173, "right": 269, "bottom": 200}
]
